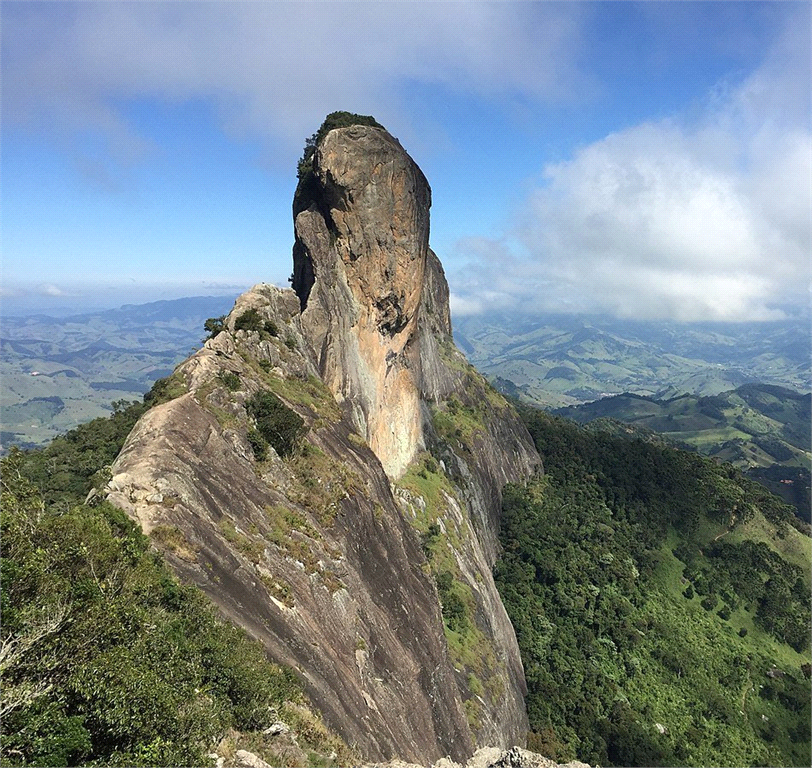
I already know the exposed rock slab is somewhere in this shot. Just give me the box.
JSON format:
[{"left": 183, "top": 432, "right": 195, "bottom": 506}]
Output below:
[
  {"left": 107, "top": 122, "right": 540, "bottom": 762},
  {"left": 293, "top": 125, "right": 432, "bottom": 479},
  {"left": 228, "top": 744, "right": 593, "bottom": 768},
  {"left": 360, "top": 745, "right": 592, "bottom": 768}
]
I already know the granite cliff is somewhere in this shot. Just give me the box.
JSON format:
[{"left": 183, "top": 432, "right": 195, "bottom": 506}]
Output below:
[{"left": 107, "top": 117, "right": 540, "bottom": 763}]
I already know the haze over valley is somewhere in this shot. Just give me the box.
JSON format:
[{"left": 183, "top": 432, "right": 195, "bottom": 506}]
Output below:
[{"left": 3, "top": 300, "right": 809, "bottom": 452}]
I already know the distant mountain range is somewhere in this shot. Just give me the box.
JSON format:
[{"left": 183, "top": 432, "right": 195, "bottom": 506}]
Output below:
[
  {"left": 4, "top": 298, "right": 811, "bottom": 453},
  {"left": 1, "top": 295, "right": 238, "bottom": 449},
  {"left": 554, "top": 383, "right": 810, "bottom": 467},
  {"left": 454, "top": 312, "right": 811, "bottom": 408},
  {"left": 553, "top": 384, "right": 811, "bottom": 522}
]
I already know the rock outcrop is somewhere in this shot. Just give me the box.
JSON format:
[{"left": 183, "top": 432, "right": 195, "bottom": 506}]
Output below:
[
  {"left": 293, "top": 124, "right": 433, "bottom": 479},
  {"left": 232, "top": 745, "right": 591, "bottom": 768},
  {"left": 107, "top": 120, "right": 540, "bottom": 763}
]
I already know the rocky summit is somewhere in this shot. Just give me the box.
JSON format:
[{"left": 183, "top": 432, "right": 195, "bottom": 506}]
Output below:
[{"left": 107, "top": 118, "right": 540, "bottom": 763}]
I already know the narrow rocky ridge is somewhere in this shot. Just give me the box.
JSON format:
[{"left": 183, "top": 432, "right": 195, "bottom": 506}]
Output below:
[{"left": 107, "top": 121, "right": 540, "bottom": 763}]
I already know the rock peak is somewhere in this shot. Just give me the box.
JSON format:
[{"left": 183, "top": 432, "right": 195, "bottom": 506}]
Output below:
[
  {"left": 293, "top": 123, "right": 432, "bottom": 324},
  {"left": 107, "top": 114, "right": 540, "bottom": 762},
  {"left": 292, "top": 120, "right": 440, "bottom": 477}
]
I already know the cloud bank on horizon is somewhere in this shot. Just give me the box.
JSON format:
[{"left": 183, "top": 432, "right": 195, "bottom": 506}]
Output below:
[
  {"left": 2, "top": 1, "right": 810, "bottom": 322},
  {"left": 455, "top": 17, "right": 811, "bottom": 322}
]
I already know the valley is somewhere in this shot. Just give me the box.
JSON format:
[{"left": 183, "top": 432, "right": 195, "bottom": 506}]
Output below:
[
  {"left": 554, "top": 384, "right": 810, "bottom": 466},
  {"left": 552, "top": 385, "right": 811, "bottom": 523},
  {"left": 454, "top": 312, "right": 810, "bottom": 409},
  {"left": 5, "top": 301, "right": 810, "bottom": 454},
  {"left": 0, "top": 296, "right": 237, "bottom": 450}
]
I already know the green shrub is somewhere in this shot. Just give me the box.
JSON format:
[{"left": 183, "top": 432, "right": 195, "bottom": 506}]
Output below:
[
  {"left": 143, "top": 374, "right": 186, "bottom": 408},
  {"left": 218, "top": 371, "right": 241, "bottom": 391},
  {"left": 701, "top": 595, "right": 718, "bottom": 611},
  {"left": 297, "top": 111, "right": 384, "bottom": 180},
  {"left": 264, "top": 320, "right": 279, "bottom": 337},
  {"left": 421, "top": 522, "right": 441, "bottom": 559},
  {"left": 435, "top": 571, "right": 469, "bottom": 633},
  {"left": 203, "top": 316, "right": 225, "bottom": 340},
  {"left": 232, "top": 310, "right": 280, "bottom": 340},
  {"left": 246, "top": 428, "right": 267, "bottom": 461},
  {"left": 234, "top": 309, "right": 264, "bottom": 333},
  {"left": 246, "top": 391, "right": 305, "bottom": 459},
  {"left": 0, "top": 456, "right": 303, "bottom": 766}
]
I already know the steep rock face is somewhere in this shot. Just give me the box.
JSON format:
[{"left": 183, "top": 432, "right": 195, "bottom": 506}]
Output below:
[
  {"left": 293, "top": 125, "right": 431, "bottom": 479},
  {"left": 108, "top": 121, "right": 540, "bottom": 762},
  {"left": 109, "top": 289, "right": 473, "bottom": 761}
]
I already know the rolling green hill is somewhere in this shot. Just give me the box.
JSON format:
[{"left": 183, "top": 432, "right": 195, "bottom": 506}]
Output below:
[
  {"left": 554, "top": 384, "right": 811, "bottom": 469},
  {"left": 454, "top": 313, "right": 811, "bottom": 408},
  {"left": 553, "top": 384, "right": 811, "bottom": 523},
  {"left": 1, "top": 296, "right": 237, "bottom": 451},
  {"left": 496, "top": 408, "right": 811, "bottom": 767}
]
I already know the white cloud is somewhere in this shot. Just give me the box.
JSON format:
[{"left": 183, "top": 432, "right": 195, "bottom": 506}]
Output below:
[
  {"left": 449, "top": 292, "right": 484, "bottom": 317},
  {"left": 1, "top": 1, "right": 585, "bottom": 160},
  {"left": 39, "top": 284, "right": 69, "bottom": 297},
  {"left": 3, "top": 3, "right": 808, "bottom": 324},
  {"left": 0, "top": 279, "right": 248, "bottom": 317},
  {"left": 454, "top": 16, "right": 811, "bottom": 322}
]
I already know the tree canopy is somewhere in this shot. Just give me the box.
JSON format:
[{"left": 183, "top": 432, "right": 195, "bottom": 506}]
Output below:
[
  {"left": 297, "top": 111, "right": 384, "bottom": 180},
  {"left": 495, "top": 408, "right": 811, "bottom": 767}
]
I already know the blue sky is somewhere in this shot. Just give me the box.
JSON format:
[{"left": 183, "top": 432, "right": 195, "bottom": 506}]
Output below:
[{"left": 2, "top": 1, "right": 810, "bottom": 320}]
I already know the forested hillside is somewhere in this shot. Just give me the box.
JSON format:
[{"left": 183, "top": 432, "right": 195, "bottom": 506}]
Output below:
[
  {"left": 552, "top": 383, "right": 812, "bottom": 523},
  {"left": 554, "top": 384, "right": 810, "bottom": 470},
  {"left": 496, "top": 408, "right": 811, "bottom": 767},
  {"left": 0, "top": 386, "right": 352, "bottom": 767},
  {"left": 3, "top": 380, "right": 810, "bottom": 766}
]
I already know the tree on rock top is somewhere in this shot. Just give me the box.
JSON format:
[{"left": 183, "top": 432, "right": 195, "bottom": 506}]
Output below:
[{"left": 297, "top": 111, "right": 384, "bottom": 180}]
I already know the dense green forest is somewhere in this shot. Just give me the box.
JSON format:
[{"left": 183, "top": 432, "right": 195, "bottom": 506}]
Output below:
[
  {"left": 495, "top": 408, "right": 811, "bottom": 767},
  {"left": 0, "top": 387, "right": 350, "bottom": 767},
  {"left": 553, "top": 384, "right": 812, "bottom": 523}
]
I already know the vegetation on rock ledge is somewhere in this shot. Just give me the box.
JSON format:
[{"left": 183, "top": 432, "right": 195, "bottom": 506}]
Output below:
[
  {"left": 0, "top": 380, "right": 351, "bottom": 767},
  {"left": 1, "top": 448, "right": 303, "bottom": 767},
  {"left": 296, "top": 111, "right": 384, "bottom": 182},
  {"left": 246, "top": 390, "right": 305, "bottom": 460},
  {"left": 397, "top": 453, "right": 501, "bottom": 735}
]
